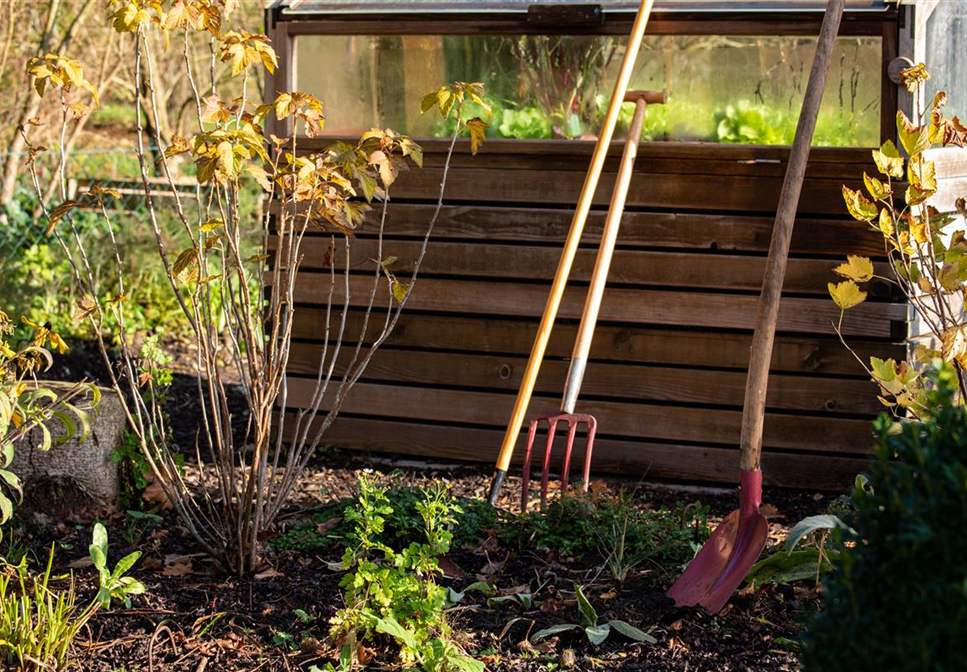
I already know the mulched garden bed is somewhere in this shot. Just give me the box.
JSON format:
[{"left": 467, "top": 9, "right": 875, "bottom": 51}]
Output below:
[{"left": 14, "top": 451, "right": 829, "bottom": 672}]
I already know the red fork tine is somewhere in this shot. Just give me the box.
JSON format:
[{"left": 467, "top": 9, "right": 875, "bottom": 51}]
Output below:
[
  {"left": 582, "top": 415, "right": 598, "bottom": 486},
  {"left": 520, "top": 418, "right": 540, "bottom": 512},
  {"left": 520, "top": 413, "right": 600, "bottom": 512},
  {"left": 539, "top": 418, "right": 560, "bottom": 511}
]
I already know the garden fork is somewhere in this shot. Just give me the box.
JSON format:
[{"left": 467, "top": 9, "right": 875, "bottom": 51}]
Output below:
[{"left": 521, "top": 90, "right": 665, "bottom": 512}]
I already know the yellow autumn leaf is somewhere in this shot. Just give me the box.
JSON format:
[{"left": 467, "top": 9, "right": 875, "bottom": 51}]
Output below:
[
  {"left": 897, "top": 110, "right": 931, "bottom": 158},
  {"left": 872, "top": 140, "right": 904, "bottom": 179},
  {"left": 832, "top": 255, "right": 874, "bottom": 283},
  {"left": 878, "top": 208, "right": 894, "bottom": 236},
  {"left": 828, "top": 280, "right": 867, "bottom": 310},
  {"left": 466, "top": 117, "right": 488, "bottom": 156},
  {"left": 941, "top": 326, "right": 967, "bottom": 367},
  {"left": 842, "top": 185, "right": 878, "bottom": 222},
  {"left": 863, "top": 172, "right": 891, "bottom": 200}
]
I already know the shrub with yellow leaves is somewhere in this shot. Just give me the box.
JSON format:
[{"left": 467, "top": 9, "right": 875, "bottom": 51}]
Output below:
[
  {"left": 832, "top": 63, "right": 967, "bottom": 414},
  {"left": 20, "top": 0, "right": 489, "bottom": 574}
]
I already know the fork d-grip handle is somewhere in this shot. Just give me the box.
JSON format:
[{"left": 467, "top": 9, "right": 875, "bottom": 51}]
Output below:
[
  {"left": 562, "top": 93, "right": 656, "bottom": 415},
  {"left": 488, "top": 0, "right": 657, "bottom": 507},
  {"left": 738, "top": 0, "right": 845, "bottom": 472}
]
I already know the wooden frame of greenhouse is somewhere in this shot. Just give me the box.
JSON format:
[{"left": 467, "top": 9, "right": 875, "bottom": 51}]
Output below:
[{"left": 266, "top": 0, "right": 967, "bottom": 489}]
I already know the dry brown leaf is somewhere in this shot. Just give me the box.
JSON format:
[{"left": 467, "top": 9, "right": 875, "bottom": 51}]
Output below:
[
  {"left": 254, "top": 567, "right": 283, "bottom": 580},
  {"left": 142, "top": 472, "right": 174, "bottom": 510},
  {"left": 163, "top": 560, "right": 193, "bottom": 576}
]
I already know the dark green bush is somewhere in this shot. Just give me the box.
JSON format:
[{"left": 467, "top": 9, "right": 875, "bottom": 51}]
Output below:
[{"left": 801, "top": 364, "right": 967, "bottom": 672}]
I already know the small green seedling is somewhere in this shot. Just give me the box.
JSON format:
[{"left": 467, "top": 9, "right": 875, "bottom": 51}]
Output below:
[
  {"left": 90, "top": 522, "right": 145, "bottom": 608},
  {"left": 531, "top": 585, "right": 656, "bottom": 646}
]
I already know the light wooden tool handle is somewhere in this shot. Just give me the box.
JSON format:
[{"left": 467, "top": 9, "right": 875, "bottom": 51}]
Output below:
[
  {"left": 739, "top": 0, "right": 845, "bottom": 472},
  {"left": 562, "top": 94, "right": 652, "bottom": 414},
  {"left": 489, "top": 0, "right": 657, "bottom": 502}
]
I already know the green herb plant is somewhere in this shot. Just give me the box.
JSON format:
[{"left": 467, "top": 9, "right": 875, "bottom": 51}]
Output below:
[
  {"left": 328, "top": 476, "right": 482, "bottom": 672},
  {"left": 0, "top": 522, "right": 144, "bottom": 670},
  {"left": 531, "top": 584, "right": 655, "bottom": 646}
]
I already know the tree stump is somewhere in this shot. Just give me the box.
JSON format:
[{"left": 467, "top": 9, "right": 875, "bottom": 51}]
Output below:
[{"left": 11, "top": 384, "right": 126, "bottom": 513}]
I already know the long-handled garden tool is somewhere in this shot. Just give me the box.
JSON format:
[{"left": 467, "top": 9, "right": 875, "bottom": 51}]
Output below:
[
  {"left": 520, "top": 90, "right": 665, "bottom": 512},
  {"left": 488, "top": 0, "right": 658, "bottom": 506},
  {"left": 665, "top": 0, "right": 846, "bottom": 614}
]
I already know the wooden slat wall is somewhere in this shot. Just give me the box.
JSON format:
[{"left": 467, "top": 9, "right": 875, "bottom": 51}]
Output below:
[{"left": 276, "top": 140, "right": 907, "bottom": 490}]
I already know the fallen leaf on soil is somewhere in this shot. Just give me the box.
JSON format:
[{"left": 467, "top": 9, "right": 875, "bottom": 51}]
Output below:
[
  {"left": 316, "top": 517, "right": 342, "bottom": 534},
  {"left": 476, "top": 553, "right": 507, "bottom": 580},
  {"left": 254, "top": 567, "right": 283, "bottom": 580},
  {"left": 668, "top": 637, "right": 690, "bottom": 652},
  {"left": 141, "top": 556, "right": 163, "bottom": 571},
  {"left": 68, "top": 557, "right": 94, "bottom": 569},
  {"left": 163, "top": 560, "right": 194, "bottom": 576},
  {"left": 589, "top": 479, "right": 609, "bottom": 499},
  {"left": 759, "top": 503, "right": 780, "bottom": 518},
  {"left": 669, "top": 619, "right": 683, "bottom": 631},
  {"left": 498, "top": 617, "right": 530, "bottom": 640},
  {"left": 518, "top": 637, "right": 557, "bottom": 654},
  {"left": 142, "top": 472, "right": 174, "bottom": 510},
  {"left": 737, "top": 583, "right": 756, "bottom": 597},
  {"left": 356, "top": 644, "right": 375, "bottom": 663},
  {"left": 599, "top": 590, "right": 616, "bottom": 601},
  {"left": 439, "top": 556, "right": 466, "bottom": 580},
  {"left": 498, "top": 583, "right": 530, "bottom": 596}
]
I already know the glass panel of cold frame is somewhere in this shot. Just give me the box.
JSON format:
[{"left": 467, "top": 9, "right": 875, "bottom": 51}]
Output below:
[{"left": 294, "top": 33, "right": 882, "bottom": 146}]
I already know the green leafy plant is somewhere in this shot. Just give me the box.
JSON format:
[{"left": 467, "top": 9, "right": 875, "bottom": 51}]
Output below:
[
  {"left": 0, "top": 522, "right": 143, "bottom": 670},
  {"left": 800, "top": 363, "right": 967, "bottom": 672},
  {"left": 746, "top": 511, "right": 854, "bottom": 587},
  {"left": 512, "top": 491, "right": 709, "bottom": 585},
  {"left": 830, "top": 62, "right": 967, "bottom": 412},
  {"left": 329, "top": 476, "right": 481, "bottom": 672},
  {"left": 531, "top": 584, "right": 655, "bottom": 646},
  {"left": 498, "top": 107, "right": 553, "bottom": 139},
  {"left": 714, "top": 101, "right": 794, "bottom": 145}
]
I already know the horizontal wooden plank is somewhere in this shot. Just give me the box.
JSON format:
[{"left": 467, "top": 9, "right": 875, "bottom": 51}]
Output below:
[
  {"left": 289, "top": 312, "right": 902, "bottom": 376},
  {"left": 285, "top": 274, "right": 906, "bottom": 337},
  {"left": 283, "top": 379, "right": 875, "bottom": 454},
  {"left": 282, "top": 416, "right": 869, "bottom": 491},
  {"left": 275, "top": 237, "right": 896, "bottom": 298},
  {"left": 286, "top": 345, "right": 882, "bottom": 415},
  {"left": 397, "top": 146, "right": 879, "bottom": 180},
  {"left": 383, "top": 166, "right": 852, "bottom": 215},
  {"left": 295, "top": 137, "right": 879, "bottom": 165},
  {"left": 269, "top": 202, "right": 888, "bottom": 257}
]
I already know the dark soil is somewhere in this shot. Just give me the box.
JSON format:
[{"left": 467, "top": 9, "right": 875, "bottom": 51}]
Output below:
[
  {"left": 10, "top": 453, "right": 830, "bottom": 672},
  {"left": 26, "top": 341, "right": 829, "bottom": 671}
]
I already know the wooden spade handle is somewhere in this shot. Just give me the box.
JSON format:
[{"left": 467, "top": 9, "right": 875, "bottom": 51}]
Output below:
[
  {"left": 739, "top": 0, "right": 845, "bottom": 472},
  {"left": 562, "top": 92, "right": 658, "bottom": 414},
  {"left": 489, "top": 0, "right": 657, "bottom": 500}
]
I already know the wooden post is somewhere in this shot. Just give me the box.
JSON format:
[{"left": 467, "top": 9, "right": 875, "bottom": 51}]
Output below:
[{"left": 739, "top": 0, "right": 846, "bottom": 472}]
